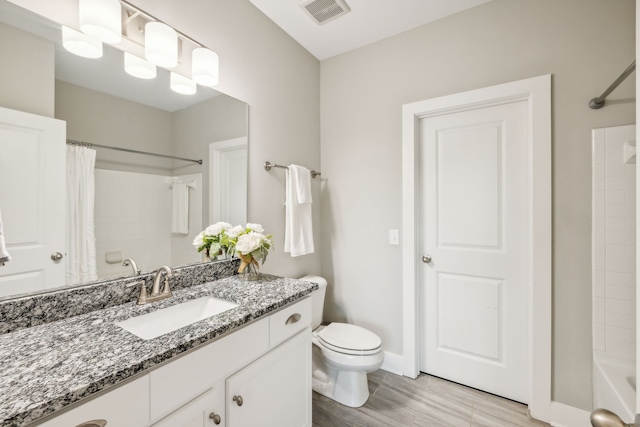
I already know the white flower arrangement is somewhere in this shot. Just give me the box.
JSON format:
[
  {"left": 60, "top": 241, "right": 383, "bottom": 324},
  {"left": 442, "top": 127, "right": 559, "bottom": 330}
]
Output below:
[
  {"left": 194, "top": 222, "right": 273, "bottom": 275},
  {"left": 228, "top": 223, "right": 273, "bottom": 274},
  {"left": 192, "top": 221, "right": 232, "bottom": 260}
]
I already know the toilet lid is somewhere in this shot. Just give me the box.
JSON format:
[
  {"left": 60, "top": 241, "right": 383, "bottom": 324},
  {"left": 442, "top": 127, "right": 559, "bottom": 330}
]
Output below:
[{"left": 318, "top": 323, "right": 382, "bottom": 353}]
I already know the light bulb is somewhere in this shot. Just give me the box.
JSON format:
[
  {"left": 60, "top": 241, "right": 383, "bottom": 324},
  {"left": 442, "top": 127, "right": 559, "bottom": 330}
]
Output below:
[
  {"left": 62, "top": 26, "right": 103, "bottom": 59},
  {"left": 79, "top": 0, "right": 122, "bottom": 44},
  {"left": 170, "top": 72, "right": 197, "bottom": 95},
  {"left": 192, "top": 48, "right": 219, "bottom": 87},
  {"left": 145, "top": 22, "right": 178, "bottom": 68},
  {"left": 124, "top": 53, "right": 157, "bottom": 79}
]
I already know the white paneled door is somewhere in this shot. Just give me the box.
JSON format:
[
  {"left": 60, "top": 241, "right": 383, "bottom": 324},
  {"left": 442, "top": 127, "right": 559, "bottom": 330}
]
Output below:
[
  {"left": 0, "top": 106, "right": 66, "bottom": 297},
  {"left": 419, "top": 99, "right": 530, "bottom": 403}
]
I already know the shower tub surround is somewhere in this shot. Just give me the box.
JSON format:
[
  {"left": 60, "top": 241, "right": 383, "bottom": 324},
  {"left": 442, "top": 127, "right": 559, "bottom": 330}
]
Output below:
[
  {"left": 592, "top": 124, "right": 636, "bottom": 421},
  {"left": 0, "top": 271, "right": 317, "bottom": 426},
  {"left": 592, "top": 124, "right": 636, "bottom": 358}
]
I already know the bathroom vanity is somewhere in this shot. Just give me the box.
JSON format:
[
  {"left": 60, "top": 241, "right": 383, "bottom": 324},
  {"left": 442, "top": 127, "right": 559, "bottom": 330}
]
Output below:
[{"left": 0, "top": 274, "right": 316, "bottom": 427}]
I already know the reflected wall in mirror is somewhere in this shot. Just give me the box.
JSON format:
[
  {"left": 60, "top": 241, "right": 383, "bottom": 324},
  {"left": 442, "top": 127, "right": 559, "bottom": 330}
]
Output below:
[{"left": 0, "top": 0, "right": 248, "bottom": 299}]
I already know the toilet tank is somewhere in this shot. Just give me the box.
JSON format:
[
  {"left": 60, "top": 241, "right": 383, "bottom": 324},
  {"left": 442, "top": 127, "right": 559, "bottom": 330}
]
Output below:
[{"left": 299, "top": 275, "right": 327, "bottom": 329}]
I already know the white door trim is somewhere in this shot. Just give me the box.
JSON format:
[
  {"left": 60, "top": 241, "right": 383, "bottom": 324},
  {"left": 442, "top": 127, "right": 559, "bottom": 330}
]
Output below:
[
  {"left": 209, "top": 137, "right": 248, "bottom": 224},
  {"left": 401, "top": 75, "right": 553, "bottom": 421}
]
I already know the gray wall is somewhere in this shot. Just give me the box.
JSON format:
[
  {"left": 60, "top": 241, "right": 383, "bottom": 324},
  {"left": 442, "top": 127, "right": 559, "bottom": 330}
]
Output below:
[
  {"left": 132, "top": 0, "right": 322, "bottom": 279},
  {"left": 0, "top": 21, "right": 54, "bottom": 117},
  {"left": 172, "top": 94, "right": 248, "bottom": 224},
  {"left": 320, "top": 0, "right": 635, "bottom": 410},
  {"left": 56, "top": 80, "right": 174, "bottom": 174}
]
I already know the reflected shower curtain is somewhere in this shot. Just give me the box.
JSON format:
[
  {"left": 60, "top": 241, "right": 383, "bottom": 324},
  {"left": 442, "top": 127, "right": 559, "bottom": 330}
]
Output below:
[{"left": 66, "top": 145, "right": 98, "bottom": 284}]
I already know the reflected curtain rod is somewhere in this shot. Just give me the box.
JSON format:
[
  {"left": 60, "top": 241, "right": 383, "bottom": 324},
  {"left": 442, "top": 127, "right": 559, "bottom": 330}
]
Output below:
[
  {"left": 589, "top": 60, "right": 636, "bottom": 109},
  {"left": 264, "top": 161, "right": 321, "bottom": 178},
  {"left": 66, "top": 139, "right": 203, "bottom": 165}
]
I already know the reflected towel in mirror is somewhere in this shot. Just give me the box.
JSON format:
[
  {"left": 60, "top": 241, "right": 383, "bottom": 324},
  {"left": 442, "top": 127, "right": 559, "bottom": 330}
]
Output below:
[
  {"left": 0, "top": 208, "right": 12, "bottom": 265},
  {"left": 171, "top": 182, "right": 190, "bottom": 235}
]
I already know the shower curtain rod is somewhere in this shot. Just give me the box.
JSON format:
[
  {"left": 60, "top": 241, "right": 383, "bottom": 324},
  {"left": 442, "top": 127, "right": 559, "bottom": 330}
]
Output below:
[
  {"left": 66, "top": 139, "right": 203, "bottom": 164},
  {"left": 589, "top": 60, "right": 636, "bottom": 109}
]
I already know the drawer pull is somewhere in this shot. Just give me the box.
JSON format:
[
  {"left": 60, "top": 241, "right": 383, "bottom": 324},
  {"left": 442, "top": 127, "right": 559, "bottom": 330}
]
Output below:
[
  {"left": 285, "top": 313, "right": 301, "bottom": 325},
  {"left": 209, "top": 412, "right": 222, "bottom": 424},
  {"left": 233, "top": 395, "right": 244, "bottom": 406},
  {"left": 76, "top": 421, "right": 107, "bottom": 427}
]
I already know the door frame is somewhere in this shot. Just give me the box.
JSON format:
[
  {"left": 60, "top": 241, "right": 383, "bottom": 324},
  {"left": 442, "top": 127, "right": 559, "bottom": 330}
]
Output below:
[
  {"left": 401, "top": 75, "right": 559, "bottom": 422},
  {"left": 209, "top": 136, "right": 248, "bottom": 224}
]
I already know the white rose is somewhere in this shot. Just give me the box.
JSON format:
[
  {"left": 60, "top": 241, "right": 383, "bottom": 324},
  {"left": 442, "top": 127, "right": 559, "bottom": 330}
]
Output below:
[
  {"left": 235, "top": 232, "right": 264, "bottom": 254},
  {"left": 226, "top": 225, "right": 244, "bottom": 238},
  {"left": 204, "top": 222, "right": 232, "bottom": 236},
  {"left": 192, "top": 231, "right": 205, "bottom": 247},
  {"left": 246, "top": 223, "right": 264, "bottom": 233}
]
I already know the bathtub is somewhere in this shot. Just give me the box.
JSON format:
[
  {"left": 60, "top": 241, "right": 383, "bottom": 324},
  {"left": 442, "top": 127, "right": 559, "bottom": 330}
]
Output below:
[{"left": 593, "top": 351, "right": 636, "bottom": 422}]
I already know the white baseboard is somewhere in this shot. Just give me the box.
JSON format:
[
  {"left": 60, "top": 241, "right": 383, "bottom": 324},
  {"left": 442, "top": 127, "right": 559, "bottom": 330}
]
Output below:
[
  {"left": 545, "top": 402, "right": 591, "bottom": 427},
  {"left": 380, "top": 351, "right": 404, "bottom": 376}
]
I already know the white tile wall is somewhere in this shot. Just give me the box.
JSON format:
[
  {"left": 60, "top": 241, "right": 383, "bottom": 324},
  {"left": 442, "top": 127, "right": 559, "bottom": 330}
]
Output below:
[
  {"left": 94, "top": 170, "right": 203, "bottom": 280},
  {"left": 592, "top": 124, "right": 636, "bottom": 359}
]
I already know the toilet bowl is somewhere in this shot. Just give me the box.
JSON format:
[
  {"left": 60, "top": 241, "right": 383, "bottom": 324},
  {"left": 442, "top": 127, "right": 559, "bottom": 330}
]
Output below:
[{"left": 300, "top": 275, "right": 384, "bottom": 408}]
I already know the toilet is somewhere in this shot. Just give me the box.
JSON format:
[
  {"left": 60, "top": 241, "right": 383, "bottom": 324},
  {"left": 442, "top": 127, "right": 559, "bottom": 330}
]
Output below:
[{"left": 301, "top": 275, "right": 384, "bottom": 408}]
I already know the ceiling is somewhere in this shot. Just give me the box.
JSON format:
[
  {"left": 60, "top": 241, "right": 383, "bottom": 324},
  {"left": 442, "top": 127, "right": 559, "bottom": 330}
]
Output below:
[{"left": 248, "top": 0, "right": 492, "bottom": 60}]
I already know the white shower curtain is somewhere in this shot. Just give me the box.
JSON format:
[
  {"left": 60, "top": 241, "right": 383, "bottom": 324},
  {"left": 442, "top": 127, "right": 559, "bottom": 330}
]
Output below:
[{"left": 66, "top": 145, "right": 97, "bottom": 284}]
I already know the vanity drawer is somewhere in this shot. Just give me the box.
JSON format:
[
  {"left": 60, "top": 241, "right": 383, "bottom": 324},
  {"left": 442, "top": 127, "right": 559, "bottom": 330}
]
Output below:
[
  {"left": 269, "top": 297, "right": 312, "bottom": 348},
  {"left": 149, "top": 317, "right": 269, "bottom": 423},
  {"left": 39, "top": 376, "right": 149, "bottom": 427}
]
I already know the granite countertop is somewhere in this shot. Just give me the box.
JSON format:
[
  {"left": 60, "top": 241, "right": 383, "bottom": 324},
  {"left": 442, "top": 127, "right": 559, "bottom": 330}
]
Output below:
[{"left": 0, "top": 275, "right": 317, "bottom": 427}]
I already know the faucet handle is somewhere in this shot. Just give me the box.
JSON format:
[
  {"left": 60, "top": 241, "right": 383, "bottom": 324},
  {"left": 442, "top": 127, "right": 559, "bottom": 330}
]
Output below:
[{"left": 126, "top": 280, "right": 148, "bottom": 304}]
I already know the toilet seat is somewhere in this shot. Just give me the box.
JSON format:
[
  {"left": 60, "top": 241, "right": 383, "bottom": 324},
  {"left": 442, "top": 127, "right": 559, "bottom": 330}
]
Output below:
[{"left": 318, "top": 322, "right": 382, "bottom": 356}]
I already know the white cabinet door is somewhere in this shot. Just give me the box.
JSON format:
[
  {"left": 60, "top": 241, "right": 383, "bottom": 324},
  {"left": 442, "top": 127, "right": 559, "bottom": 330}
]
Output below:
[
  {"left": 39, "top": 376, "right": 149, "bottom": 427},
  {"left": 226, "top": 328, "right": 311, "bottom": 427},
  {"left": 152, "top": 387, "right": 225, "bottom": 427},
  {"left": 0, "top": 106, "right": 66, "bottom": 297}
]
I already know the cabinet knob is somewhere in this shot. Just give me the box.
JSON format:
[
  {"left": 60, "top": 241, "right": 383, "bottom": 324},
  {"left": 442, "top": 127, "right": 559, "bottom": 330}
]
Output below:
[
  {"left": 76, "top": 421, "right": 107, "bottom": 427},
  {"left": 233, "top": 395, "right": 244, "bottom": 406},
  {"left": 209, "top": 412, "right": 221, "bottom": 424}
]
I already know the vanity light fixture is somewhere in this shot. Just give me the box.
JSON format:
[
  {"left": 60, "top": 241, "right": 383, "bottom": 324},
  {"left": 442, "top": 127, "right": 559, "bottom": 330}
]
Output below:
[
  {"left": 170, "top": 72, "right": 197, "bottom": 95},
  {"left": 62, "top": 26, "right": 103, "bottom": 59},
  {"left": 124, "top": 52, "right": 157, "bottom": 79},
  {"left": 145, "top": 22, "right": 178, "bottom": 68},
  {"left": 79, "top": 0, "right": 122, "bottom": 44},
  {"left": 66, "top": 0, "right": 220, "bottom": 88},
  {"left": 191, "top": 48, "right": 219, "bottom": 87}
]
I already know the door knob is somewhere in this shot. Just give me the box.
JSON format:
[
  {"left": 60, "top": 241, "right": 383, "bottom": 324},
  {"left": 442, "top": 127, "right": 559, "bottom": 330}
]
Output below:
[
  {"left": 209, "top": 412, "right": 221, "bottom": 424},
  {"left": 233, "top": 395, "right": 243, "bottom": 406},
  {"left": 422, "top": 254, "right": 432, "bottom": 264},
  {"left": 590, "top": 408, "right": 639, "bottom": 427},
  {"left": 51, "top": 252, "right": 64, "bottom": 261}
]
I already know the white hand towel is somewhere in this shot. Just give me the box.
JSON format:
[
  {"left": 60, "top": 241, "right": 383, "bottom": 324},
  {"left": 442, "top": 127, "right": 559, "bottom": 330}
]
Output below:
[
  {"left": 0, "top": 208, "right": 12, "bottom": 265},
  {"left": 171, "top": 183, "right": 190, "bottom": 235},
  {"left": 291, "top": 164, "right": 312, "bottom": 204},
  {"left": 284, "top": 165, "right": 314, "bottom": 257}
]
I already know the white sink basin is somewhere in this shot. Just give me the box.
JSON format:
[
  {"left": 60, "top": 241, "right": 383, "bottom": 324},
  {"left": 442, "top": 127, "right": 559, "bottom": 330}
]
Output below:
[{"left": 116, "top": 296, "right": 239, "bottom": 340}]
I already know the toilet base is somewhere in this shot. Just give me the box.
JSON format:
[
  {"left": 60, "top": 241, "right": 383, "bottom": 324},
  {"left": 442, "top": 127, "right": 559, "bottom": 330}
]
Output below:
[
  {"left": 313, "top": 369, "right": 370, "bottom": 407},
  {"left": 312, "top": 344, "right": 378, "bottom": 408}
]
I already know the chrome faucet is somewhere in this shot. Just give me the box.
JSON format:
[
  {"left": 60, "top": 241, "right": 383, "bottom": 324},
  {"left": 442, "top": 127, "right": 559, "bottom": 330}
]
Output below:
[
  {"left": 127, "top": 265, "right": 173, "bottom": 305},
  {"left": 122, "top": 258, "right": 141, "bottom": 276}
]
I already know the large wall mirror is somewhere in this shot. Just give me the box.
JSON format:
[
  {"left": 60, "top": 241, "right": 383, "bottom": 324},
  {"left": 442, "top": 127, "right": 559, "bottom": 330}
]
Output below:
[{"left": 0, "top": 0, "right": 248, "bottom": 299}]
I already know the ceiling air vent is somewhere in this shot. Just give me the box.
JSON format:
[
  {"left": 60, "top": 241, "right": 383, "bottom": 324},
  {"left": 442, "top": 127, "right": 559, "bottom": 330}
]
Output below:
[{"left": 300, "top": 0, "right": 351, "bottom": 25}]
